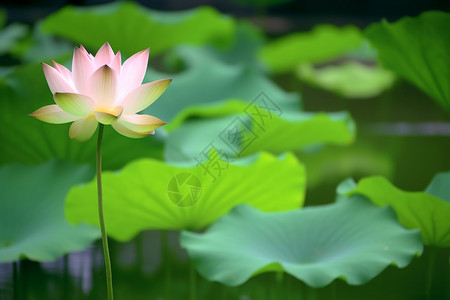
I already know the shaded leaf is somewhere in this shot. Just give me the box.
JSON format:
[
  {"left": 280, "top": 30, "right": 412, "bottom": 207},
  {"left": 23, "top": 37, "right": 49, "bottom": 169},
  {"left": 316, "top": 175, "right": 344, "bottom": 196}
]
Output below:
[
  {"left": 66, "top": 152, "right": 305, "bottom": 241},
  {"left": 181, "top": 196, "right": 423, "bottom": 287},
  {"left": 365, "top": 11, "right": 450, "bottom": 112},
  {"left": 145, "top": 46, "right": 301, "bottom": 123},
  {"left": 0, "top": 23, "right": 28, "bottom": 55},
  {"left": 297, "top": 62, "right": 395, "bottom": 98},
  {"left": 0, "top": 161, "right": 99, "bottom": 262},
  {"left": 343, "top": 174, "right": 450, "bottom": 247},
  {"left": 41, "top": 2, "right": 234, "bottom": 57},
  {"left": 259, "top": 24, "right": 363, "bottom": 73}
]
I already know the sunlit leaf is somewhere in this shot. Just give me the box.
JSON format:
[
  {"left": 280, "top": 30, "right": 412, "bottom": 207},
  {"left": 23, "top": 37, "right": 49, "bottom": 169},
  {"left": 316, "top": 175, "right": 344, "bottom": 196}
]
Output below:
[
  {"left": 259, "top": 24, "right": 363, "bottom": 73},
  {"left": 181, "top": 196, "right": 423, "bottom": 287},
  {"left": 0, "top": 161, "right": 99, "bottom": 262},
  {"left": 41, "top": 2, "right": 234, "bottom": 57},
  {"left": 164, "top": 99, "right": 355, "bottom": 163},
  {"left": 365, "top": 11, "right": 450, "bottom": 112},
  {"left": 297, "top": 62, "right": 396, "bottom": 98},
  {"left": 0, "top": 62, "right": 164, "bottom": 169},
  {"left": 65, "top": 152, "right": 305, "bottom": 241},
  {"left": 342, "top": 173, "right": 450, "bottom": 247}
]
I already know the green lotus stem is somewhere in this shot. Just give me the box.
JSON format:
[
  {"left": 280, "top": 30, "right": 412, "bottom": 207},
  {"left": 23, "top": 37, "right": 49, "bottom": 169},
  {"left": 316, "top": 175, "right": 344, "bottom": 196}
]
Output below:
[
  {"left": 161, "top": 231, "right": 171, "bottom": 300},
  {"left": 189, "top": 261, "right": 197, "bottom": 300},
  {"left": 13, "top": 261, "right": 18, "bottom": 300},
  {"left": 96, "top": 124, "right": 114, "bottom": 300},
  {"left": 425, "top": 247, "right": 437, "bottom": 299}
]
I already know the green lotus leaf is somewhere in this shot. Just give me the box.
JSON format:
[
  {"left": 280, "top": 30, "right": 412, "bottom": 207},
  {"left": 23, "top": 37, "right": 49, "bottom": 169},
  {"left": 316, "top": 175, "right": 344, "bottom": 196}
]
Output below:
[
  {"left": 164, "top": 99, "right": 355, "bottom": 163},
  {"left": 41, "top": 2, "right": 234, "bottom": 57},
  {"left": 259, "top": 24, "right": 363, "bottom": 73},
  {"left": 365, "top": 11, "right": 450, "bottom": 113},
  {"left": 343, "top": 173, "right": 450, "bottom": 247},
  {"left": 0, "top": 62, "right": 164, "bottom": 169},
  {"left": 65, "top": 152, "right": 305, "bottom": 241},
  {"left": 297, "top": 62, "right": 396, "bottom": 98},
  {"left": 180, "top": 196, "right": 423, "bottom": 287},
  {"left": 145, "top": 46, "right": 300, "bottom": 123},
  {"left": 0, "top": 160, "right": 100, "bottom": 262},
  {"left": 0, "top": 23, "right": 29, "bottom": 55}
]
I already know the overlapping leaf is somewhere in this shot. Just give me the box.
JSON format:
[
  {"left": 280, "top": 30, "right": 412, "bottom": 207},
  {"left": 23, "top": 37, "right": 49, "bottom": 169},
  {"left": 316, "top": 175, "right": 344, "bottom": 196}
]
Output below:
[
  {"left": 259, "top": 24, "right": 363, "bottom": 73},
  {"left": 342, "top": 173, "right": 450, "bottom": 247},
  {"left": 41, "top": 2, "right": 234, "bottom": 57},
  {"left": 181, "top": 196, "right": 423, "bottom": 287},
  {"left": 65, "top": 152, "right": 305, "bottom": 241},
  {"left": 365, "top": 11, "right": 450, "bottom": 112},
  {"left": 164, "top": 99, "right": 355, "bottom": 162},
  {"left": 0, "top": 161, "right": 99, "bottom": 262}
]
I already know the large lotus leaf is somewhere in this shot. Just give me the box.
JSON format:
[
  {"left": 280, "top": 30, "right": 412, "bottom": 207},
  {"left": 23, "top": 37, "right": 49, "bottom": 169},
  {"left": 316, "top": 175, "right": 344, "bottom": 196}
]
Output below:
[
  {"left": 164, "top": 99, "right": 355, "bottom": 162},
  {"left": 0, "top": 161, "right": 100, "bottom": 262},
  {"left": 297, "top": 62, "right": 396, "bottom": 98},
  {"left": 180, "top": 196, "right": 423, "bottom": 287},
  {"left": 144, "top": 46, "right": 300, "bottom": 122},
  {"left": 365, "top": 11, "right": 450, "bottom": 113},
  {"left": 65, "top": 152, "right": 305, "bottom": 241},
  {"left": 343, "top": 174, "right": 450, "bottom": 247},
  {"left": 259, "top": 24, "right": 363, "bottom": 74},
  {"left": 40, "top": 2, "right": 234, "bottom": 57},
  {"left": 0, "top": 62, "right": 164, "bottom": 169}
]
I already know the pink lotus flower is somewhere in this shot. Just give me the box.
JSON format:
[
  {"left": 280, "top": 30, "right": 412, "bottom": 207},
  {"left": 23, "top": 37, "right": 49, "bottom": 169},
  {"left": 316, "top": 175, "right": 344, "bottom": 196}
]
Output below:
[{"left": 30, "top": 42, "right": 171, "bottom": 142}]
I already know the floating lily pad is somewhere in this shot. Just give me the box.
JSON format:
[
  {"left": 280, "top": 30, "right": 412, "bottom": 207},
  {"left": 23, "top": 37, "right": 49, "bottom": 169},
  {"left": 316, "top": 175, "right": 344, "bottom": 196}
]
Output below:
[
  {"left": 259, "top": 24, "right": 363, "bottom": 73},
  {"left": 0, "top": 161, "right": 100, "bottom": 262},
  {"left": 180, "top": 196, "right": 423, "bottom": 287},
  {"left": 145, "top": 46, "right": 301, "bottom": 123},
  {"left": 0, "top": 62, "right": 164, "bottom": 169},
  {"left": 65, "top": 152, "right": 305, "bottom": 241},
  {"left": 164, "top": 99, "right": 355, "bottom": 162},
  {"left": 365, "top": 11, "right": 450, "bottom": 113},
  {"left": 41, "top": 2, "right": 234, "bottom": 57},
  {"left": 342, "top": 173, "right": 450, "bottom": 247},
  {"left": 297, "top": 62, "right": 396, "bottom": 98}
]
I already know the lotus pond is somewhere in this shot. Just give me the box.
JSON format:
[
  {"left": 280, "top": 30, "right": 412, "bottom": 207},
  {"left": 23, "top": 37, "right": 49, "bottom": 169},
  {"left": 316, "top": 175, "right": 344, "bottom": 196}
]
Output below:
[{"left": 0, "top": 1, "right": 449, "bottom": 300}]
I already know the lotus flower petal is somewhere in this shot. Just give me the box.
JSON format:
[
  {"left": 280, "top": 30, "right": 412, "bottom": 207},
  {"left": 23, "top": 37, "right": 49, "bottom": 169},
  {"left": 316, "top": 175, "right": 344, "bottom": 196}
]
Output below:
[
  {"left": 29, "top": 104, "right": 79, "bottom": 124},
  {"left": 120, "top": 48, "right": 149, "bottom": 97},
  {"left": 72, "top": 46, "right": 95, "bottom": 94},
  {"left": 111, "top": 121, "right": 154, "bottom": 138},
  {"left": 88, "top": 65, "right": 117, "bottom": 110},
  {"left": 95, "top": 106, "right": 123, "bottom": 125},
  {"left": 117, "top": 114, "right": 166, "bottom": 133},
  {"left": 42, "top": 63, "right": 75, "bottom": 94},
  {"left": 51, "top": 60, "right": 73, "bottom": 83},
  {"left": 94, "top": 42, "right": 115, "bottom": 68},
  {"left": 53, "top": 93, "right": 95, "bottom": 116},
  {"left": 69, "top": 115, "right": 98, "bottom": 142},
  {"left": 109, "top": 51, "right": 122, "bottom": 74},
  {"left": 121, "top": 79, "right": 172, "bottom": 115}
]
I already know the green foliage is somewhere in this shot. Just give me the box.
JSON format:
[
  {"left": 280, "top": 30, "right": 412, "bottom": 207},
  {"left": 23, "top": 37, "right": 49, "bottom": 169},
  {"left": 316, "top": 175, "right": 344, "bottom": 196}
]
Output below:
[
  {"left": 41, "top": 2, "right": 235, "bottom": 57},
  {"left": 145, "top": 46, "right": 300, "bottom": 123},
  {"left": 181, "top": 196, "right": 423, "bottom": 287},
  {"left": 0, "top": 62, "right": 164, "bottom": 169},
  {"left": 342, "top": 173, "right": 450, "bottom": 247},
  {"left": 259, "top": 24, "right": 363, "bottom": 73},
  {"left": 297, "top": 62, "right": 396, "bottom": 98},
  {"left": 365, "top": 11, "right": 450, "bottom": 113},
  {"left": 65, "top": 152, "right": 305, "bottom": 241},
  {"left": 0, "top": 23, "right": 29, "bottom": 55},
  {"left": 0, "top": 161, "right": 99, "bottom": 262},
  {"left": 164, "top": 100, "right": 355, "bottom": 162}
]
